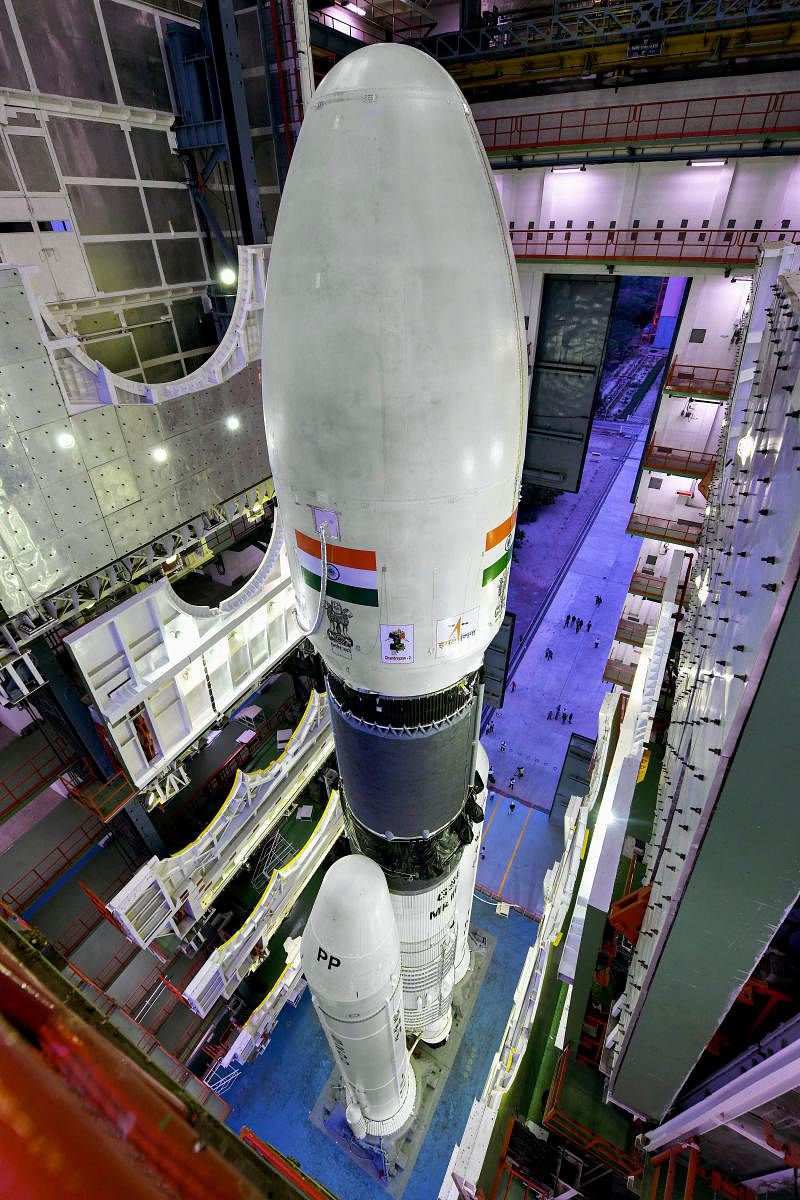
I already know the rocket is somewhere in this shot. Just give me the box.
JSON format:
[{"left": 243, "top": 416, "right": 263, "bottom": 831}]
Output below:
[{"left": 262, "top": 42, "right": 526, "bottom": 1128}]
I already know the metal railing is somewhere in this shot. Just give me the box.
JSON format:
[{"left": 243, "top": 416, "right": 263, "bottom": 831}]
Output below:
[
  {"left": 421, "top": 0, "right": 798, "bottom": 63},
  {"left": 544, "top": 1043, "right": 641, "bottom": 1176},
  {"left": 52, "top": 866, "right": 135, "bottom": 956},
  {"left": 476, "top": 89, "right": 800, "bottom": 154},
  {"left": 62, "top": 763, "right": 137, "bottom": 822},
  {"left": 628, "top": 572, "right": 666, "bottom": 601},
  {"left": 603, "top": 659, "right": 637, "bottom": 688},
  {"left": 94, "top": 940, "right": 141, "bottom": 992},
  {"left": 643, "top": 442, "right": 717, "bottom": 477},
  {"left": 665, "top": 361, "right": 735, "bottom": 396},
  {"left": 0, "top": 731, "right": 78, "bottom": 823},
  {"left": 310, "top": 8, "right": 382, "bottom": 43},
  {"left": 614, "top": 617, "right": 649, "bottom": 648},
  {"left": 62, "top": 961, "right": 230, "bottom": 1118},
  {"left": 1, "top": 812, "right": 104, "bottom": 912},
  {"left": 626, "top": 513, "right": 703, "bottom": 546},
  {"left": 509, "top": 226, "right": 800, "bottom": 264}
]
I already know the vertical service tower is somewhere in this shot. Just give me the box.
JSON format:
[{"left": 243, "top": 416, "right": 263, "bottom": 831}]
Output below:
[{"left": 263, "top": 43, "right": 527, "bottom": 1058}]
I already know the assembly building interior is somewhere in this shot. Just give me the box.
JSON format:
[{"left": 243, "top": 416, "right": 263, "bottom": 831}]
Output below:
[{"left": 0, "top": 1, "right": 798, "bottom": 1198}]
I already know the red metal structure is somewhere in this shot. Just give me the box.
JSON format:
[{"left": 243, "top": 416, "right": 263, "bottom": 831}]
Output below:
[
  {"left": 475, "top": 89, "right": 800, "bottom": 154},
  {"left": 0, "top": 937, "right": 316, "bottom": 1199},
  {"left": 0, "top": 730, "right": 78, "bottom": 824},
  {"left": 665, "top": 361, "right": 735, "bottom": 396},
  {"left": 1, "top": 813, "right": 104, "bottom": 912},
  {"left": 609, "top": 884, "right": 653, "bottom": 946},
  {"left": 614, "top": 617, "right": 649, "bottom": 647},
  {"left": 543, "top": 1044, "right": 642, "bottom": 1176},
  {"left": 510, "top": 227, "right": 800, "bottom": 264},
  {"left": 625, "top": 514, "right": 703, "bottom": 547},
  {"left": 643, "top": 443, "right": 717, "bottom": 478},
  {"left": 629, "top": 572, "right": 667, "bottom": 601},
  {"left": 603, "top": 658, "right": 637, "bottom": 688},
  {"left": 241, "top": 1126, "right": 343, "bottom": 1199}
]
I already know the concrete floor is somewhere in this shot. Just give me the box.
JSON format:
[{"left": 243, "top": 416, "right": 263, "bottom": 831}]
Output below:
[{"left": 477, "top": 409, "right": 652, "bottom": 916}]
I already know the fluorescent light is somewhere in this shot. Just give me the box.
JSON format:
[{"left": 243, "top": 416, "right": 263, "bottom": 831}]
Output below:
[
  {"left": 226, "top": 415, "right": 241, "bottom": 431},
  {"left": 552, "top": 165, "right": 583, "bottom": 174},
  {"left": 695, "top": 570, "right": 710, "bottom": 606},
  {"left": 56, "top": 431, "right": 76, "bottom": 449},
  {"left": 688, "top": 158, "right": 726, "bottom": 167},
  {"left": 152, "top": 446, "right": 168, "bottom": 463},
  {"left": 736, "top": 429, "right": 756, "bottom": 466},
  {"left": 219, "top": 266, "right": 236, "bottom": 286},
  {"left": 346, "top": 2, "right": 366, "bottom": 13}
]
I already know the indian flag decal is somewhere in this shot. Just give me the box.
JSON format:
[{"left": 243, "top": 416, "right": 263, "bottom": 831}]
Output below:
[
  {"left": 482, "top": 508, "right": 517, "bottom": 586},
  {"left": 295, "top": 530, "right": 379, "bottom": 607}
]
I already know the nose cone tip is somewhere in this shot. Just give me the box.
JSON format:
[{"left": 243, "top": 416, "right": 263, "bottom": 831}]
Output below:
[
  {"left": 316, "top": 42, "right": 456, "bottom": 100},
  {"left": 316, "top": 854, "right": 390, "bottom": 922}
]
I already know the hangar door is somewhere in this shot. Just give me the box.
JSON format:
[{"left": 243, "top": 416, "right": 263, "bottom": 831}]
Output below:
[{"left": 523, "top": 274, "right": 618, "bottom": 494}]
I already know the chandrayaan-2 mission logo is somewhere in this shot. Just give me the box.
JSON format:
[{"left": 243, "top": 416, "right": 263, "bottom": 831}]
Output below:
[{"left": 380, "top": 623, "right": 414, "bottom": 664}]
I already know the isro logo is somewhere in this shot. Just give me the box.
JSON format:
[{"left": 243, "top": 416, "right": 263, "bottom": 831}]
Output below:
[{"left": 436, "top": 608, "right": 479, "bottom": 657}]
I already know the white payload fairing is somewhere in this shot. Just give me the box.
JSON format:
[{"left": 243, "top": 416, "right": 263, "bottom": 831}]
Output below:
[{"left": 262, "top": 41, "right": 526, "bottom": 1125}]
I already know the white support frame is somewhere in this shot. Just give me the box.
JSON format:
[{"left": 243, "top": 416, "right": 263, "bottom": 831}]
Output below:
[
  {"left": 107, "top": 692, "right": 333, "bottom": 946},
  {"left": 183, "top": 791, "right": 344, "bottom": 1016}
]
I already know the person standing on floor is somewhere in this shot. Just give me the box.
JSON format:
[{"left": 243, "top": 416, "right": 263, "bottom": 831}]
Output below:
[
  {"left": 586, "top": 620, "right": 592, "bottom": 633},
  {"left": 564, "top": 613, "right": 571, "bottom": 627}
]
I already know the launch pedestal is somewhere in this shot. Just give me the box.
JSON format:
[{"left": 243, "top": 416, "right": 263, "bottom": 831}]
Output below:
[{"left": 309, "top": 924, "right": 496, "bottom": 1198}]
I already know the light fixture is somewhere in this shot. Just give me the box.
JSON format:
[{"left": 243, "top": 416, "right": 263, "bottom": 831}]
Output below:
[
  {"left": 687, "top": 158, "right": 726, "bottom": 167},
  {"left": 694, "top": 570, "right": 710, "bottom": 606},
  {"left": 552, "top": 165, "right": 584, "bottom": 174},
  {"left": 736, "top": 429, "right": 756, "bottom": 466},
  {"left": 730, "top": 275, "right": 751, "bottom": 283},
  {"left": 152, "top": 446, "right": 168, "bottom": 463},
  {"left": 164, "top": 553, "right": 178, "bottom": 565},
  {"left": 226, "top": 414, "right": 241, "bottom": 431},
  {"left": 346, "top": 2, "right": 366, "bottom": 13},
  {"left": 56, "top": 431, "right": 76, "bottom": 449},
  {"left": 219, "top": 266, "right": 237, "bottom": 286}
]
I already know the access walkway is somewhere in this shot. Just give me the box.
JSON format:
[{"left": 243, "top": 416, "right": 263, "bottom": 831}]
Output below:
[{"left": 477, "top": 406, "right": 652, "bottom": 916}]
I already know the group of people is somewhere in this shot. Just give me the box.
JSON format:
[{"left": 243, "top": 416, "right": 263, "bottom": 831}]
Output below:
[
  {"left": 548, "top": 706, "right": 573, "bottom": 723},
  {"left": 564, "top": 612, "right": 592, "bottom": 633}
]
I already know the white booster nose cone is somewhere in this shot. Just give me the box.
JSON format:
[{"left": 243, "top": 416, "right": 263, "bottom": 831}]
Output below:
[{"left": 302, "top": 855, "right": 416, "bottom": 1135}]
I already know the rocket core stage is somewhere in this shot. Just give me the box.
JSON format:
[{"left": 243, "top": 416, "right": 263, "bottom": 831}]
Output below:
[{"left": 263, "top": 39, "right": 526, "bottom": 1096}]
